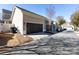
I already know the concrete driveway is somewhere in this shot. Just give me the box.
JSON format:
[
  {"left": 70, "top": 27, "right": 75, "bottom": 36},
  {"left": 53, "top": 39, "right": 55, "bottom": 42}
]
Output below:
[{"left": 27, "top": 32, "right": 51, "bottom": 40}]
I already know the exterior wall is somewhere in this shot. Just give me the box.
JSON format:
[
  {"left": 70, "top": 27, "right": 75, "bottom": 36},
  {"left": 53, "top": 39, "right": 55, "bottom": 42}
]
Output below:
[
  {"left": 12, "top": 7, "right": 23, "bottom": 34},
  {"left": 23, "top": 14, "right": 46, "bottom": 34},
  {"left": 51, "top": 24, "right": 58, "bottom": 33},
  {"left": 0, "top": 23, "right": 13, "bottom": 32},
  {"left": 2, "top": 23, "right": 13, "bottom": 32},
  {"left": 0, "top": 23, "right": 3, "bottom": 32}
]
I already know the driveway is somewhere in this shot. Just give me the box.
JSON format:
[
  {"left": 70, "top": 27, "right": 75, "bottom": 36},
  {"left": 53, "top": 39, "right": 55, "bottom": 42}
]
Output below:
[{"left": 1, "top": 30, "right": 79, "bottom": 55}]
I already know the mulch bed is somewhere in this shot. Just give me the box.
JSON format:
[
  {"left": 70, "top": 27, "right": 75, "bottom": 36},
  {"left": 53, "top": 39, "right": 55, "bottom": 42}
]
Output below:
[{"left": 0, "top": 33, "right": 33, "bottom": 52}]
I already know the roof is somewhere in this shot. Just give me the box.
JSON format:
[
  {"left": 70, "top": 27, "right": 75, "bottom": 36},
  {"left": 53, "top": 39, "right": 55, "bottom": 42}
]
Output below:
[
  {"left": 2, "top": 9, "right": 12, "bottom": 20},
  {"left": 2, "top": 9, "right": 12, "bottom": 14},
  {"left": 16, "top": 6, "right": 47, "bottom": 19}
]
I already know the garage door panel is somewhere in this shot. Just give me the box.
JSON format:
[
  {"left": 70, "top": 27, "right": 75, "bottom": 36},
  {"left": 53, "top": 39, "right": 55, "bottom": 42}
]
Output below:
[{"left": 27, "top": 23, "right": 43, "bottom": 34}]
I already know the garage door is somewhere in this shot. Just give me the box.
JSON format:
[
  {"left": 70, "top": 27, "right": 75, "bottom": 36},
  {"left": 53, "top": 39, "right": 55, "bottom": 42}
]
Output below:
[{"left": 27, "top": 23, "right": 43, "bottom": 34}]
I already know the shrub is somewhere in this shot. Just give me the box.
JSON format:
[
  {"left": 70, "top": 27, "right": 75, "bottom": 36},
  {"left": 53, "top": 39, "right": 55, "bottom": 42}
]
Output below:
[{"left": 10, "top": 27, "right": 17, "bottom": 33}]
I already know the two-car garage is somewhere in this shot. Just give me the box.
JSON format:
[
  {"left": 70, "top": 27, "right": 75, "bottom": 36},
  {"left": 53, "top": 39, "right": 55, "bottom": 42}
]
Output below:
[{"left": 27, "top": 23, "right": 43, "bottom": 34}]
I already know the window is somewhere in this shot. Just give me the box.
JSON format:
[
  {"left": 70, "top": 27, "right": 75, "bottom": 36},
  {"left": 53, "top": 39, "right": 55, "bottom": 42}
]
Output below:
[{"left": 9, "top": 21, "right": 12, "bottom": 24}]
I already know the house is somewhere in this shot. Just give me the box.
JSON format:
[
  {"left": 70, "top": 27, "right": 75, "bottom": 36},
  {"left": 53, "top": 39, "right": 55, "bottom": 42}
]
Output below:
[
  {"left": 0, "top": 6, "right": 58, "bottom": 34},
  {"left": 51, "top": 21, "right": 58, "bottom": 33},
  {"left": 0, "top": 9, "right": 12, "bottom": 32},
  {"left": 1, "top": 9, "right": 12, "bottom": 24},
  {"left": 61, "top": 22, "right": 74, "bottom": 30},
  {"left": 11, "top": 6, "right": 48, "bottom": 35}
]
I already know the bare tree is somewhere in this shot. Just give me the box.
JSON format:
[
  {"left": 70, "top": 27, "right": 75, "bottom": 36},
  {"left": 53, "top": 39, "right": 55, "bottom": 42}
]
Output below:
[
  {"left": 46, "top": 5, "right": 55, "bottom": 25},
  {"left": 56, "top": 16, "right": 66, "bottom": 26}
]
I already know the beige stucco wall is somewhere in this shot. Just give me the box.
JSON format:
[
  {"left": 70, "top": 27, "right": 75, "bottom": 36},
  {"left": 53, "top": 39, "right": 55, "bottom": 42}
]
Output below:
[
  {"left": 12, "top": 7, "right": 23, "bottom": 34},
  {"left": 23, "top": 14, "right": 46, "bottom": 34}
]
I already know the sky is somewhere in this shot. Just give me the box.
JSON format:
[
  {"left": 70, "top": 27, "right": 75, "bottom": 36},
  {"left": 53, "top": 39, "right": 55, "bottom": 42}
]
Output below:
[{"left": 0, "top": 4, "right": 79, "bottom": 22}]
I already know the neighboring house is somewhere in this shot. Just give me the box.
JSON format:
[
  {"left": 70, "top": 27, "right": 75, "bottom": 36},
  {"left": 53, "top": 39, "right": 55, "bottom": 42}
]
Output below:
[
  {"left": 61, "top": 22, "right": 73, "bottom": 30},
  {"left": 51, "top": 21, "right": 58, "bottom": 33},
  {"left": 0, "top": 9, "right": 12, "bottom": 32},
  {"left": 11, "top": 6, "right": 48, "bottom": 35},
  {"left": 45, "top": 20, "right": 59, "bottom": 33},
  {"left": 2, "top": 9, "right": 12, "bottom": 24},
  {"left": 46, "top": 20, "right": 54, "bottom": 33}
]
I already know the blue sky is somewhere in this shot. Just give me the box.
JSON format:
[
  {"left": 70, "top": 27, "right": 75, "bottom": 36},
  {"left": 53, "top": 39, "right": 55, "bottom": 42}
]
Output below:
[{"left": 0, "top": 4, "right": 79, "bottom": 22}]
